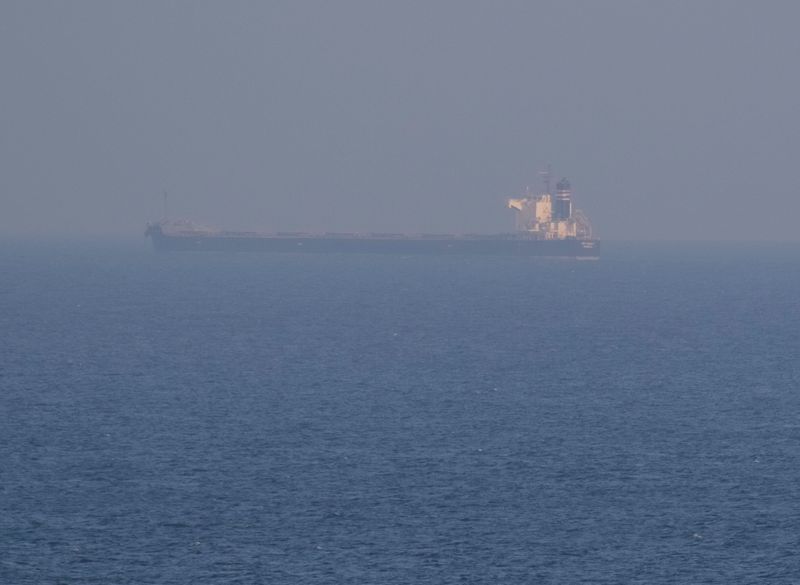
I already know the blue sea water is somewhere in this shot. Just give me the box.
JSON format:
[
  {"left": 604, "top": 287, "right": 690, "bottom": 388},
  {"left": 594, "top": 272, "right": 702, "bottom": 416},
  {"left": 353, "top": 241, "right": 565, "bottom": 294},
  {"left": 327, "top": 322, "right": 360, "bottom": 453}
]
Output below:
[{"left": 1, "top": 240, "right": 799, "bottom": 584}]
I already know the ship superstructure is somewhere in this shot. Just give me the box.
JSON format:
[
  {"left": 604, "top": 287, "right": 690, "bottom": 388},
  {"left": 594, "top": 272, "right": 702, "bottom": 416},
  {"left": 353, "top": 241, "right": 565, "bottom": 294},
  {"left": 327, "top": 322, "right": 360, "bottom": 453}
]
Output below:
[{"left": 506, "top": 168, "right": 592, "bottom": 240}]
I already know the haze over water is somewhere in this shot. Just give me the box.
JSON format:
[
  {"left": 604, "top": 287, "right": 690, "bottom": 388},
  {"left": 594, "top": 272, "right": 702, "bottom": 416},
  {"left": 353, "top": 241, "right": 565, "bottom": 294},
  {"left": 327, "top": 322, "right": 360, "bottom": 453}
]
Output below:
[
  {"left": 2, "top": 242, "right": 800, "bottom": 583},
  {"left": 2, "top": 2, "right": 800, "bottom": 239},
  {"left": 3, "top": 2, "right": 800, "bottom": 583}
]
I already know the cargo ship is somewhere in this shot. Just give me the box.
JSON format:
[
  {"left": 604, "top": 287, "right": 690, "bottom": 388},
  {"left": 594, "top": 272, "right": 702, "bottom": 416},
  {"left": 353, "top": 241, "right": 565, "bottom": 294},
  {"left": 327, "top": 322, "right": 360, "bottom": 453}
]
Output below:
[{"left": 145, "top": 169, "right": 599, "bottom": 258}]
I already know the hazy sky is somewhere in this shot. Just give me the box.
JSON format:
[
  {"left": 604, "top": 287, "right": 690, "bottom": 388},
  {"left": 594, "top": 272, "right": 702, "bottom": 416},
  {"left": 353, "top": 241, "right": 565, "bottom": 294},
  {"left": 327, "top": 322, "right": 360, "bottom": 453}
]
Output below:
[{"left": 2, "top": 1, "right": 798, "bottom": 239}]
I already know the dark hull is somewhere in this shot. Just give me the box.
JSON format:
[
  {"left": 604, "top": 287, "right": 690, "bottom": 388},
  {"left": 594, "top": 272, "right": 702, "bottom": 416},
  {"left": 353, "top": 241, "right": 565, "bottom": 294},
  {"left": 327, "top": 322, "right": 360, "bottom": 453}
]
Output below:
[{"left": 147, "top": 228, "right": 599, "bottom": 258}]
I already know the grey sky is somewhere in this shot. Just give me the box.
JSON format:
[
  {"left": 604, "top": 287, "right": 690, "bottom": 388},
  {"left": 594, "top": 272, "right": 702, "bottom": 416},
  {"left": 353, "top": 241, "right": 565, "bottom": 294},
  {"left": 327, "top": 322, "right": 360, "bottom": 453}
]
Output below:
[{"left": 2, "top": 1, "right": 798, "bottom": 239}]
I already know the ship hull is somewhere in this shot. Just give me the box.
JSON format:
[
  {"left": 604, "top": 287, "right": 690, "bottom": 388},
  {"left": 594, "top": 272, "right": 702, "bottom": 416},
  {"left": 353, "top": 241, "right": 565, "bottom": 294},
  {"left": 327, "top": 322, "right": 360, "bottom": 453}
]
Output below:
[{"left": 147, "top": 227, "right": 599, "bottom": 258}]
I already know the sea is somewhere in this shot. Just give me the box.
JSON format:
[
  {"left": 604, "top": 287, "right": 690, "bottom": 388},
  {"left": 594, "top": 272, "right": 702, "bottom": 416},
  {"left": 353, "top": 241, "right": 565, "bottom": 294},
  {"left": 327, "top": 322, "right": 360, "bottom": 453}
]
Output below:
[{"left": 1, "top": 240, "right": 799, "bottom": 584}]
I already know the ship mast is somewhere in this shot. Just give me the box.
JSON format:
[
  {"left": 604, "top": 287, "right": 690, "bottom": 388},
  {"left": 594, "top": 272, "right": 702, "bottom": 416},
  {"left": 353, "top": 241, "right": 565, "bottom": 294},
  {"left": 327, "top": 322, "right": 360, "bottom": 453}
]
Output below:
[{"left": 539, "top": 163, "right": 553, "bottom": 195}]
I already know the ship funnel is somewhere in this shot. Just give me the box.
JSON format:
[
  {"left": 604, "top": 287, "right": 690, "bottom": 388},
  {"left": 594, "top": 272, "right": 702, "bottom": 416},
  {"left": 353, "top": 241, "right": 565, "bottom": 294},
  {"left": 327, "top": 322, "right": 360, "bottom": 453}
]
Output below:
[{"left": 553, "top": 177, "right": 572, "bottom": 220}]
